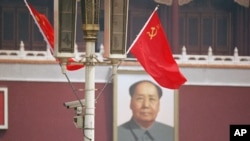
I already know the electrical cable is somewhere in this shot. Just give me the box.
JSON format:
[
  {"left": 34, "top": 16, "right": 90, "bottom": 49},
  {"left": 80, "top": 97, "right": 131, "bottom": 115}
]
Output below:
[
  {"left": 60, "top": 60, "right": 121, "bottom": 141},
  {"left": 95, "top": 61, "right": 121, "bottom": 101},
  {"left": 59, "top": 63, "right": 84, "bottom": 108}
]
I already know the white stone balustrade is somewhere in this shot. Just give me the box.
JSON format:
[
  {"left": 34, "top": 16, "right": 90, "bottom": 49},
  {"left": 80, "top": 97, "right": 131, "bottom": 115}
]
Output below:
[
  {"left": 174, "top": 46, "right": 250, "bottom": 65},
  {"left": 0, "top": 41, "right": 250, "bottom": 65},
  {"left": 0, "top": 41, "right": 86, "bottom": 61},
  {"left": 0, "top": 41, "right": 54, "bottom": 60}
]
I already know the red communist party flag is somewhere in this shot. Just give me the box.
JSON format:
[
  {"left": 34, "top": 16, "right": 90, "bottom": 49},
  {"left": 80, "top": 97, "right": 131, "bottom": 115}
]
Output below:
[
  {"left": 128, "top": 7, "right": 187, "bottom": 89},
  {"left": 24, "top": 0, "right": 84, "bottom": 71}
]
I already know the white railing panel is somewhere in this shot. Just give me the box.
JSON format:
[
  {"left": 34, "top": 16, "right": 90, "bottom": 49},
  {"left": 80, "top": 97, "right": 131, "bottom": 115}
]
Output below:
[{"left": 1, "top": 42, "right": 250, "bottom": 65}]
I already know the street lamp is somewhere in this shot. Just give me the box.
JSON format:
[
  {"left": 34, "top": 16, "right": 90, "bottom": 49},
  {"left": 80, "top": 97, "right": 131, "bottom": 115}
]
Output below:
[
  {"left": 80, "top": 0, "right": 100, "bottom": 141},
  {"left": 54, "top": 0, "right": 77, "bottom": 72},
  {"left": 104, "top": 0, "right": 129, "bottom": 59},
  {"left": 104, "top": 1, "right": 129, "bottom": 141},
  {"left": 81, "top": 0, "right": 100, "bottom": 41},
  {"left": 56, "top": 1, "right": 128, "bottom": 141}
]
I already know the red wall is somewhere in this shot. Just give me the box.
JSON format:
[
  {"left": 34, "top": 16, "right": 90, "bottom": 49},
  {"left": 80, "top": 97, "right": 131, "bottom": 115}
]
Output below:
[
  {"left": 1, "top": 82, "right": 250, "bottom": 141},
  {"left": 0, "top": 81, "right": 112, "bottom": 141},
  {"left": 179, "top": 86, "right": 250, "bottom": 141}
]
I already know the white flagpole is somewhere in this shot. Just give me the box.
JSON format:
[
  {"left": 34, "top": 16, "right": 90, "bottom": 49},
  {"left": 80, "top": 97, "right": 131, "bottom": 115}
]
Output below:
[{"left": 126, "top": 5, "right": 159, "bottom": 55}]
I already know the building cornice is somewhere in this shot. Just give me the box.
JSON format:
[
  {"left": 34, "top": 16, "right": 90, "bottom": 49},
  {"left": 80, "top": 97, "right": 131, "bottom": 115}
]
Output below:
[{"left": 1, "top": 61, "right": 250, "bottom": 87}]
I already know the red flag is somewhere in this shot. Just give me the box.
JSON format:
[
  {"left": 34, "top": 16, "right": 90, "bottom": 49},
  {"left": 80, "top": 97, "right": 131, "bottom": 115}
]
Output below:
[
  {"left": 66, "top": 58, "right": 85, "bottom": 71},
  {"left": 24, "top": 0, "right": 84, "bottom": 71},
  {"left": 24, "top": 0, "right": 54, "bottom": 52},
  {"left": 129, "top": 7, "right": 186, "bottom": 89}
]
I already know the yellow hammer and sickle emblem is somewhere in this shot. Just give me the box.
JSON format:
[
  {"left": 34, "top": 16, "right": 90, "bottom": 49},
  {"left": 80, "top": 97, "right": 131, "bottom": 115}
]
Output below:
[{"left": 147, "top": 26, "right": 158, "bottom": 40}]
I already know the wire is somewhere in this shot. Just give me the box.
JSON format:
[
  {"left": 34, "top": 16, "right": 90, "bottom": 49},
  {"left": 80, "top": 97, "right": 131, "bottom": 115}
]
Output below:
[
  {"left": 59, "top": 63, "right": 84, "bottom": 108},
  {"left": 60, "top": 59, "right": 122, "bottom": 106},
  {"left": 60, "top": 60, "right": 122, "bottom": 141},
  {"left": 95, "top": 71, "right": 114, "bottom": 101},
  {"left": 83, "top": 130, "right": 92, "bottom": 141},
  {"left": 95, "top": 61, "right": 121, "bottom": 101}
]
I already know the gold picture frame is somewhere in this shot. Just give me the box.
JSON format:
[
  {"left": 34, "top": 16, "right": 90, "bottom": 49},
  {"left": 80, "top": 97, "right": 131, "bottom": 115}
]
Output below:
[{"left": 113, "top": 69, "right": 178, "bottom": 141}]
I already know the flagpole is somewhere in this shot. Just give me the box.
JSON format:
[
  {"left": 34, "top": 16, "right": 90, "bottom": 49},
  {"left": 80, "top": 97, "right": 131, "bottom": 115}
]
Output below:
[{"left": 126, "top": 5, "right": 159, "bottom": 55}]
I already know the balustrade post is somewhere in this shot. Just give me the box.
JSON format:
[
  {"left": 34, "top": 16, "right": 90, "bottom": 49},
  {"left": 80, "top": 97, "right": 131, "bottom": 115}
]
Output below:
[
  {"left": 19, "top": 41, "right": 25, "bottom": 59},
  {"left": 208, "top": 46, "right": 213, "bottom": 62},
  {"left": 234, "top": 47, "right": 239, "bottom": 63},
  {"left": 181, "top": 46, "right": 187, "bottom": 62}
]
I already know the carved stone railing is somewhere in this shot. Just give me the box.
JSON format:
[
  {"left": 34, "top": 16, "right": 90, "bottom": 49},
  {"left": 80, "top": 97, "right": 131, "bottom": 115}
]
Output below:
[
  {"left": 0, "top": 41, "right": 86, "bottom": 61},
  {"left": 0, "top": 41, "right": 54, "bottom": 61},
  {"left": 1, "top": 41, "right": 250, "bottom": 66},
  {"left": 174, "top": 46, "right": 250, "bottom": 65}
]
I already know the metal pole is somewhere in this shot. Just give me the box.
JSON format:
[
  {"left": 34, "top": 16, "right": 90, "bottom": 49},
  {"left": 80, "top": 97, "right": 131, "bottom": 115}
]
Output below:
[
  {"left": 111, "top": 60, "right": 119, "bottom": 141},
  {"left": 84, "top": 40, "right": 96, "bottom": 141}
]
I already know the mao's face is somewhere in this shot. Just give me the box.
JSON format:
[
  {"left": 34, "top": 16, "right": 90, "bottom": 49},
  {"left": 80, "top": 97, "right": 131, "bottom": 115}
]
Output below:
[{"left": 130, "top": 82, "right": 160, "bottom": 127}]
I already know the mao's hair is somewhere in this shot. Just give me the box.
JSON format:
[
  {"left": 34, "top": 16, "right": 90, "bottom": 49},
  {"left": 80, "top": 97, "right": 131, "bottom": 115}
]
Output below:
[{"left": 129, "top": 80, "right": 162, "bottom": 98}]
